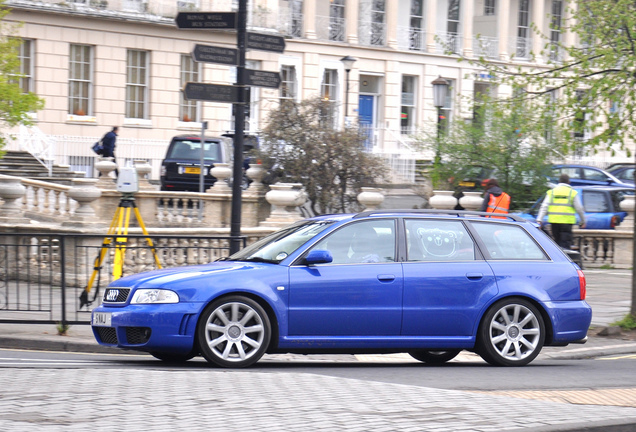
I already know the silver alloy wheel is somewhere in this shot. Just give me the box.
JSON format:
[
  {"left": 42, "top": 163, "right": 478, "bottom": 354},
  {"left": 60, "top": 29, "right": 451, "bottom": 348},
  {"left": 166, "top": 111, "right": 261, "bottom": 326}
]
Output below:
[
  {"left": 488, "top": 303, "right": 541, "bottom": 361},
  {"left": 204, "top": 301, "right": 266, "bottom": 363}
]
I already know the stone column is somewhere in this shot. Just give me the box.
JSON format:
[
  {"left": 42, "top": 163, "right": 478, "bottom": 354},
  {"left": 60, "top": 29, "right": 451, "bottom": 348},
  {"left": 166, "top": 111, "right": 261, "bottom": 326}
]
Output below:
[
  {"left": 345, "top": 0, "right": 359, "bottom": 45},
  {"left": 531, "top": 0, "right": 546, "bottom": 63},
  {"left": 357, "top": 187, "right": 384, "bottom": 210},
  {"left": 429, "top": 190, "right": 458, "bottom": 210},
  {"left": 303, "top": 0, "right": 317, "bottom": 39},
  {"left": 425, "top": 0, "right": 438, "bottom": 52},
  {"left": 461, "top": 0, "right": 474, "bottom": 57},
  {"left": 261, "top": 183, "right": 307, "bottom": 227},
  {"left": 0, "top": 175, "right": 29, "bottom": 224},
  {"left": 63, "top": 178, "right": 103, "bottom": 226},
  {"left": 497, "top": 0, "right": 510, "bottom": 60},
  {"left": 385, "top": 0, "right": 399, "bottom": 49}
]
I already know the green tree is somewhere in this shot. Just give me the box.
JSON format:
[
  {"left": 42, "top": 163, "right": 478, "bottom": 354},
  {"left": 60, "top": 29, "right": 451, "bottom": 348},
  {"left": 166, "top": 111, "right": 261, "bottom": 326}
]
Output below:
[
  {"left": 0, "top": 0, "right": 44, "bottom": 152},
  {"left": 417, "top": 94, "right": 557, "bottom": 210},
  {"left": 258, "top": 97, "right": 388, "bottom": 216},
  {"left": 465, "top": 0, "right": 636, "bottom": 317}
]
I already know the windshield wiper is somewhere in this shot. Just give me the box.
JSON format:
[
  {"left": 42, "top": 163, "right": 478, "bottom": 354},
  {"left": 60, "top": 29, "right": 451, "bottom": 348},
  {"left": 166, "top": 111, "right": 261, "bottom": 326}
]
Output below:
[{"left": 234, "top": 257, "right": 278, "bottom": 264}]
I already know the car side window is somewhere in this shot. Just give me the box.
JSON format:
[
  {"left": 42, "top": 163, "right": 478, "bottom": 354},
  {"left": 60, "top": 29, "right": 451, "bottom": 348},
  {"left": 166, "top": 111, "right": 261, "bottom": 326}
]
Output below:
[
  {"left": 582, "top": 168, "right": 606, "bottom": 181},
  {"left": 311, "top": 220, "right": 396, "bottom": 264},
  {"left": 471, "top": 222, "right": 547, "bottom": 260},
  {"left": 582, "top": 191, "right": 609, "bottom": 212},
  {"left": 405, "top": 219, "right": 476, "bottom": 262}
]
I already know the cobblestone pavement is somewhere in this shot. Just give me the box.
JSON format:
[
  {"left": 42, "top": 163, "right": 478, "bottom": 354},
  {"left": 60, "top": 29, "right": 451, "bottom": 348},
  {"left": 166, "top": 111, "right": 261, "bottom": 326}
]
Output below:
[{"left": 1, "top": 368, "right": 636, "bottom": 432}]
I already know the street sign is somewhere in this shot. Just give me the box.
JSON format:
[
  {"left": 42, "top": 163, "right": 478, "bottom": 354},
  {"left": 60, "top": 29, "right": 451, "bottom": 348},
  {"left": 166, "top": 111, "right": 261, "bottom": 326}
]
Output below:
[
  {"left": 175, "top": 12, "right": 237, "bottom": 30},
  {"left": 183, "top": 83, "right": 239, "bottom": 103},
  {"left": 245, "top": 69, "right": 281, "bottom": 89},
  {"left": 192, "top": 44, "right": 238, "bottom": 65},
  {"left": 246, "top": 32, "right": 286, "bottom": 53}
]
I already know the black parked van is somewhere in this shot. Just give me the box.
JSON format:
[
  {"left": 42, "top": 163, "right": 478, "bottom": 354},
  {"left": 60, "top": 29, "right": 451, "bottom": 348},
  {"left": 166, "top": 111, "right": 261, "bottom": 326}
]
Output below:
[{"left": 160, "top": 135, "right": 231, "bottom": 192}]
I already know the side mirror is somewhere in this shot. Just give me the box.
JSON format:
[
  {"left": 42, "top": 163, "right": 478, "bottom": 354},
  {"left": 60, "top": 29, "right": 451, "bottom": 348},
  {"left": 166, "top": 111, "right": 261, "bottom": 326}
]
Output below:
[{"left": 305, "top": 249, "right": 333, "bottom": 265}]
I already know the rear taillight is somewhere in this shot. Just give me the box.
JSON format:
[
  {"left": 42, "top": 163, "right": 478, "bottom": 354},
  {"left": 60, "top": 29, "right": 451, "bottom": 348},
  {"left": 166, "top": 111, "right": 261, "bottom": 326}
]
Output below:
[
  {"left": 577, "top": 269, "right": 586, "bottom": 300},
  {"left": 610, "top": 215, "right": 619, "bottom": 228}
]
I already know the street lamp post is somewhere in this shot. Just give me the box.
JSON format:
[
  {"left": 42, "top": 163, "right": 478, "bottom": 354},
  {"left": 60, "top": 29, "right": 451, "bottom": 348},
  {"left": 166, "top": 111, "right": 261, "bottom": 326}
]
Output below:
[
  {"left": 340, "top": 55, "right": 357, "bottom": 125},
  {"left": 431, "top": 76, "right": 449, "bottom": 168}
]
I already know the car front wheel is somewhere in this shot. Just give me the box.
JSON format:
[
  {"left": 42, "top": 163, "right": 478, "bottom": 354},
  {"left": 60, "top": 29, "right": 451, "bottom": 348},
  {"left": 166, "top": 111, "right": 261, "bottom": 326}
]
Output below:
[
  {"left": 409, "top": 350, "right": 461, "bottom": 364},
  {"left": 197, "top": 296, "right": 271, "bottom": 368},
  {"left": 477, "top": 298, "right": 545, "bottom": 366}
]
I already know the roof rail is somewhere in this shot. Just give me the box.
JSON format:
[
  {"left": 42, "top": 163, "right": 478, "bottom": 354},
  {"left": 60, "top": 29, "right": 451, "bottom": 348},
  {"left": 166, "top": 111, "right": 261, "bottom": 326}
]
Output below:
[{"left": 353, "top": 209, "right": 526, "bottom": 222}]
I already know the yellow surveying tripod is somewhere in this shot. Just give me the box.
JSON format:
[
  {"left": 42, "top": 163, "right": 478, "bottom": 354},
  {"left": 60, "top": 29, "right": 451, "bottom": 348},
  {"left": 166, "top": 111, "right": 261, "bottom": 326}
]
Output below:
[{"left": 79, "top": 192, "right": 162, "bottom": 308}]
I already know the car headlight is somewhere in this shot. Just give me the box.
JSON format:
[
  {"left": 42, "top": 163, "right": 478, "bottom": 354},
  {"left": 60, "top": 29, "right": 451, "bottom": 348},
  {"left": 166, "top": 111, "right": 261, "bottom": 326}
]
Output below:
[{"left": 131, "top": 289, "right": 179, "bottom": 304}]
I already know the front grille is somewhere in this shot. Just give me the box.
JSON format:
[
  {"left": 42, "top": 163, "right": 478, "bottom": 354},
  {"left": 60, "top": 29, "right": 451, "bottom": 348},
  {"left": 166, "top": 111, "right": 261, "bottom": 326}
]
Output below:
[
  {"left": 95, "top": 327, "right": 118, "bottom": 345},
  {"left": 125, "top": 327, "right": 151, "bottom": 345},
  {"left": 103, "top": 288, "right": 131, "bottom": 303}
]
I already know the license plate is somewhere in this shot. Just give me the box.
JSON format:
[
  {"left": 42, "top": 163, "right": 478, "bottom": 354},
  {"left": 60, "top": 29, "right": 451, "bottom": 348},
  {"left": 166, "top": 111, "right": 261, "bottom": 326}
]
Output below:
[
  {"left": 184, "top": 167, "right": 201, "bottom": 174},
  {"left": 459, "top": 181, "right": 476, "bottom": 187},
  {"left": 92, "top": 312, "right": 112, "bottom": 327}
]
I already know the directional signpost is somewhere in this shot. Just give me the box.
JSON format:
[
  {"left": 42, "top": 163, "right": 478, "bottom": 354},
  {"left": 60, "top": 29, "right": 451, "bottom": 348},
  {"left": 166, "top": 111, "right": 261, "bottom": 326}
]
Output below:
[
  {"left": 175, "top": 12, "right": 237, "bottom": 30},
  {"left": 183, "top": 83, "right": 238, "bottom": 103},
  {"left": 177, "top": 3, "right": 287, "bottom": 254},
  {"left": 192, "top": 44, "right": 238, "bottom": 66},
  {"left": 244, "top": 69, "right": 281, "bottom": 89},
  {"left": 246, "top": 32, "right": 286, "bottom": 53}
]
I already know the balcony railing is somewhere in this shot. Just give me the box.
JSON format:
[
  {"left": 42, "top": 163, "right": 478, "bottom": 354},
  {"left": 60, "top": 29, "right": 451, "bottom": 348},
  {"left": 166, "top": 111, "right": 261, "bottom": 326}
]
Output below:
[
  {"left": 359, "top": 20, "right": 386, "bottom": 46},
  {"left": 315, "top": 15, "right": 346, "bottom": 42},
  {"left": 397, "top": 26, "right": 427, "bottom": 52},
  {"left": 512, "top": 37, "right": 532, "bottom": 60},
  {"left": 473, "top": 35, "right": 498, "bottom": 59},
  {"left": 435, "top": 32, "right": 462, "bottom": 55}
]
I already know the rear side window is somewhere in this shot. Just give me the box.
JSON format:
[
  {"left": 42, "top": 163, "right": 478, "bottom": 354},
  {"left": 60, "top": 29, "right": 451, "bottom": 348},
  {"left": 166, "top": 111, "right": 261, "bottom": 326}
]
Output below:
[
  {"left": 582, "top": 191, "right": 609, "bottom": 212},
  {"left": 167, "top": 139, "right": 220, "bottom": 161},
  {"left": 405, "top": 219, "right": 476, "bottom": 262},
  {"left": 471, "top": 222, "right": 547, "bottom": 260}
]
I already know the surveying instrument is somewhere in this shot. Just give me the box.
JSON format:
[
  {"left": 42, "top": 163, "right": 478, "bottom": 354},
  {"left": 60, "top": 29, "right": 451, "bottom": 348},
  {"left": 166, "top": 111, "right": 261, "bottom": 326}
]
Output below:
[{"left": 79, "top": 167, "right": 162, "bottom": 308}]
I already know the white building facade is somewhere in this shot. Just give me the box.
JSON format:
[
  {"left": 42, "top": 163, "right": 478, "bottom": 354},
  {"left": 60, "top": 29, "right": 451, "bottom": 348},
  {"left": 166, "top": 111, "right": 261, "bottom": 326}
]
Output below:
[{"left": 4, "top": 0, "right": 630, "bottom": 181}]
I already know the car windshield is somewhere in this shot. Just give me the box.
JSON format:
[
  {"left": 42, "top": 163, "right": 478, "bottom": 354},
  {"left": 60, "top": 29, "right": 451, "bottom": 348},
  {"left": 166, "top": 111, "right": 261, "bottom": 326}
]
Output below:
[
  {"left": 167, "top": 139, "right": 220, "bottom": 161},
  {"left": 225, "top": 220, "right": 336, "bottom": 264}
]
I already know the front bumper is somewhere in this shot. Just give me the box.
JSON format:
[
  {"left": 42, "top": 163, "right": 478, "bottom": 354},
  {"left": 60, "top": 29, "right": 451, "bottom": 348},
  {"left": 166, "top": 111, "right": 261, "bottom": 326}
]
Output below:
[{"left": 91, "top": 303, "right": 202, "bottom": 354}]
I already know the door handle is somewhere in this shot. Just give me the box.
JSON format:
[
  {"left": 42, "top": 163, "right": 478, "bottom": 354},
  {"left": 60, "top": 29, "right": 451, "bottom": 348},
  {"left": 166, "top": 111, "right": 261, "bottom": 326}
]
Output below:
[
  {"left": 466, "top": 273, "right": 483, "bottom": 280},
  {"left": 377, "top": 274, "right": 395, "bottom": 282}
]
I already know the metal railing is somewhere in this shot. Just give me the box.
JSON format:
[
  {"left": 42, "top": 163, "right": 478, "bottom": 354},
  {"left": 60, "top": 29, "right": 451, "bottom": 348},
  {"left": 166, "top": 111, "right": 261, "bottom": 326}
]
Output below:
[{"left": 0, "top": 233, "right": 244, "bottom": 325}]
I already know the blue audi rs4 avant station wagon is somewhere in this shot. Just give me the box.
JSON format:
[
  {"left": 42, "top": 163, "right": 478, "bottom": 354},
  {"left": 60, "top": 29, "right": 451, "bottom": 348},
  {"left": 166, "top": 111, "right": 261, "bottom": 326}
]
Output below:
[{"left": 92, "top": 210, "right": 591, "bottom": 368}]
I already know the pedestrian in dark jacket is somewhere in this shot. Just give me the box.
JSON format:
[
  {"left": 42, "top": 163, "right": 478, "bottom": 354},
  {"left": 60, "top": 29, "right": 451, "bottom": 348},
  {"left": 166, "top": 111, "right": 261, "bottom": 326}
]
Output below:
[
  {"left": 100, "top": 127, "right": 119, "bottom": 176},
  {"left": 480, "top": 179, "right": 510, "bottom": 218}
]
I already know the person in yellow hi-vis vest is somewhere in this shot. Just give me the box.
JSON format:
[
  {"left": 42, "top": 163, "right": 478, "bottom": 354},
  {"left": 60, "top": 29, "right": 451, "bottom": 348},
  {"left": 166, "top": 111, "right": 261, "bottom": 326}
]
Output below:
[{"left": 536, "top": 174, "right": 586, "bottom": 250}]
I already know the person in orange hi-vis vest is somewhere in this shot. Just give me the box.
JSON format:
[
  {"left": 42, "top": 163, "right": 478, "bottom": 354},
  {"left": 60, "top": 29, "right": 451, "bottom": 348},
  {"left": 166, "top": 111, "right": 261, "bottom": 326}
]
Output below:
[{"left": 479, "top": 179, "right": 510, "bottom": 218}]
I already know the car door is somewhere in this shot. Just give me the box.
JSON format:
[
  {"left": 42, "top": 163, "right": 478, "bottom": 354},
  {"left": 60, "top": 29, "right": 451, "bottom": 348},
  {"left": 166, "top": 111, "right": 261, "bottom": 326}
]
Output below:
[
  {"left": 288, "top": 219, "right": 403, "bottom": 336},
  {"left": 401, "top": 218, "right": 498, "bottom": 337}
]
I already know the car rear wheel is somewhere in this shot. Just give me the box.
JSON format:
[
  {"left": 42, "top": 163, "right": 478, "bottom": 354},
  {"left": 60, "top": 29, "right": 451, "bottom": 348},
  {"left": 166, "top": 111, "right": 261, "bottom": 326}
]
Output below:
[
  {"left": 409, "top": 350, "right": 461, "bottom": 364},
  {"left": 477, "top": 298, "right": 545, "bottom": 366},
  {"left": 197, "top": 296, "right": 271, "bottom": 368}
]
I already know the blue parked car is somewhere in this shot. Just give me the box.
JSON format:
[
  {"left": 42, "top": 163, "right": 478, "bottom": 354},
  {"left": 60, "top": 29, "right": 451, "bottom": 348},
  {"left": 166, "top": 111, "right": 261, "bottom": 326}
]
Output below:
[
  {"left": 607, "top": 164, "right": 635, "bottom": 185},
  {"left": 549, "top": 164, "right": 633, "bottom": 188},
  {"left": 92, "top": 210, "right": 591, "bottom": 368},
  {"left": 516, "top": 186, "right": 631, "bottom": 229}
]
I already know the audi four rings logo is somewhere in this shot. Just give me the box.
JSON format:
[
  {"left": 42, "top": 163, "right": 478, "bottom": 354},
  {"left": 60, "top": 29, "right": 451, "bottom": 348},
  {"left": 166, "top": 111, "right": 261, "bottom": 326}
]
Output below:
[{"left": 106, "top": 289, "right": 119, "bottom": 301}]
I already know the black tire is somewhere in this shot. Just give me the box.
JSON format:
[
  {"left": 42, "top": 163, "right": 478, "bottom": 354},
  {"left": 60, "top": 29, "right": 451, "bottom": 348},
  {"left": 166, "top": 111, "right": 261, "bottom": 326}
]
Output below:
[
  {"left": 409, "top": 350, "right": 461, "bottom": 364},
  {"left": 477, "top": 298, "right": 545, "bottom": 366},
  {"left": 151, "top": 351, "right": 197, "bottom": 363},
  {"left": 197, "top": 296, "right": 271, "bottom": 368}
]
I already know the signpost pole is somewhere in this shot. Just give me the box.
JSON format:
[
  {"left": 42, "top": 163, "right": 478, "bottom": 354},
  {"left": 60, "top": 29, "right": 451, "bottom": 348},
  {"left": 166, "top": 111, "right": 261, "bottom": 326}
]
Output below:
[{"left": 229, "top": 0, "right": 247, "bottom": 255}]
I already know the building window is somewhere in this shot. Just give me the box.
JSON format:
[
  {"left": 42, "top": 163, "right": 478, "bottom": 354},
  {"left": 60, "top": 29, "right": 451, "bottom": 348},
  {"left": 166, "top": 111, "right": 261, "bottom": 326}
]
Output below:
[
  {"left": 16, "top": 39, "right": 33, "bottom": 93},
  {"left": 320, "top": 68, "right": 338, "bottom": 126},
  {"left": 371, "top": 0, "right": 386, "bottom": 46},
  {"left": 69, "top": 44, "right": 93, "bottom": 116},
  {"left": 401, "top": 76, "right": 416, "bottom": 134},
  {"left": 550, "top": 0, "right": 563, "bottom": 61},
  {"left": 290, "top": 0, "right": 303, "bottom": 37},
  {"left": 180, "top": 55, "right": 199, "bottom": 122},
  {"left": 447, "top": 0, "right": 461, "bottom": 53},
  {"left": 516, "top": 0, "right": 531, "bottom": 58},
  {"left": 409, "top": 0, "right": 424, "bottom": 50},
  {"left": 484, "top": 0, "right": 496, "bottom": 16},
  {"left": 126, "top": 50, "right": 149, "bottom": 119},
  {"left": 330, "top": 0, "right": 346, "bottom": 42},
  {"left": 280, "top": 65, "right": 297, "bottom": 100}
]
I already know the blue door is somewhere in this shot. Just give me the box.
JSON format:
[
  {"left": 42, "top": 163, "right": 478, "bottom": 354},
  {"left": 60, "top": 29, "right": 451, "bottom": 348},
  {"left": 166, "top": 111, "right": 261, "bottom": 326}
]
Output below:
[{"left": 359, "top": 95, "right": 374, "bottom": 150}]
